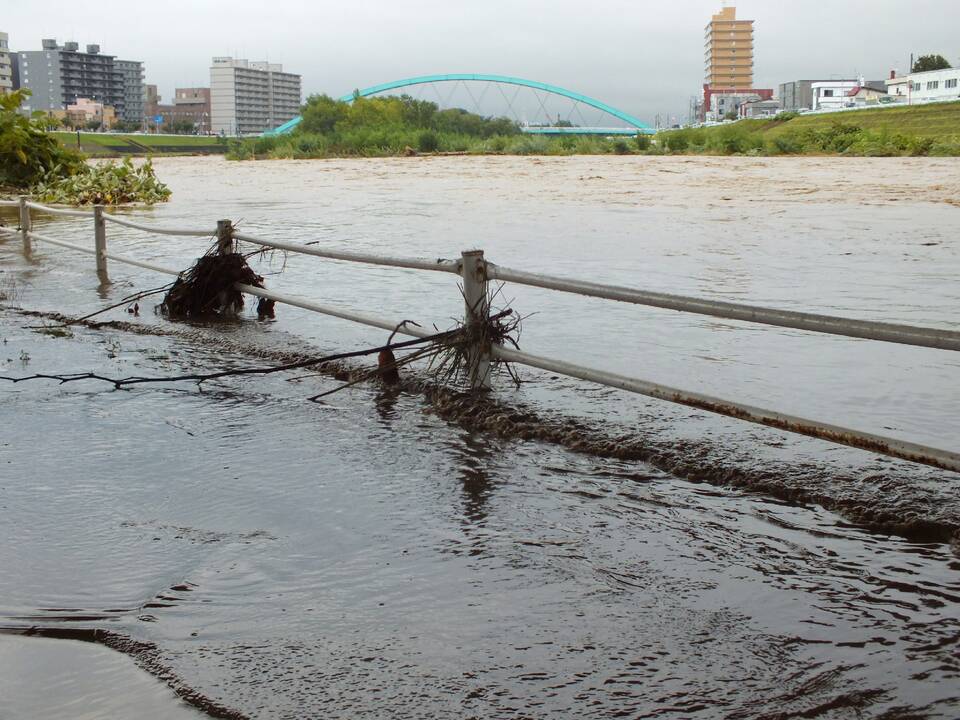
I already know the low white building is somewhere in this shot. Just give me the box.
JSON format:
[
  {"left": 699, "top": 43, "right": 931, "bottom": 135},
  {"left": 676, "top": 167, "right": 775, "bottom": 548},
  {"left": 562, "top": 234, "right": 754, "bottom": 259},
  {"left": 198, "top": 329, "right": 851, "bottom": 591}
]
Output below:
[
  {"left": 906, "top": 67, "right": 960, "bottom": 104},
  {"left": 210, "top": 57, "right": 301, "bottom": 136},
  {"left": 740, "top": 99, "right": 780, "bottom": 119},
  {"left": 886, "top": 74, "right": 910, "bottom": 101},
  {"left": 706, "top": 92, "right": 761, "bottom": 121}
]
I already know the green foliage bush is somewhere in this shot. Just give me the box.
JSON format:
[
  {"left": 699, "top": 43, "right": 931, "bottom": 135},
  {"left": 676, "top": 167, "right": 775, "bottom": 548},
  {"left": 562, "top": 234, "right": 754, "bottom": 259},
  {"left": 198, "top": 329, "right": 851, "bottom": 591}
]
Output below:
[
  {"left": 1, "top": 89, "right": 85, "bottom": 188},
  {"left": 766, "top": 132, "right": 805, "bottom": 155},
  {"left": 634, "top": 134, "right": 652, "bottom": 151},
  {"left": 663, "top": 130, "right": 690, "bottom": 153},
  {"left": 808, "top": 122, "right": 863, "bottom": 153},
  {"left": 930, "top": 138, "right": 960, "bottom": 156},
  {"left": 707, "top": 125, "right": 763, "bottom": 154},
  {"left": 417, "top": 130, "right": 440, "bottom": 153},
  {"left": 32, "top": 158, "right": 171, "bottom": 205}
]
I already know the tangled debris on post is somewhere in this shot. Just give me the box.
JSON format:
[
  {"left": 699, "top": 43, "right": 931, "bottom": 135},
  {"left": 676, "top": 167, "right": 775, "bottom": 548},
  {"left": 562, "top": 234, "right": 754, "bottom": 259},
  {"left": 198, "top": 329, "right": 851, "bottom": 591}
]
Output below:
[
  {"left": 427, "top": 303, "right": 523, "bottom": 390},
  {"left": 161, "top": 240, "right": 268, "bottom": 320}
]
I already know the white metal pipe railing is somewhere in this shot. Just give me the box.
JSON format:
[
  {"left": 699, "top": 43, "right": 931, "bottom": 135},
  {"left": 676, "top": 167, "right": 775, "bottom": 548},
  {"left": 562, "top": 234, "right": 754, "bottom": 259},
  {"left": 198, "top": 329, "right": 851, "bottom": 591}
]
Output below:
[
  {"left": 237, "top": 284, "right": 433, "bottom": 339},
  {"left": 14, "top": 204, "right": 960, "bottom": 474},
  {"left": 0, "top": 200, "right": 21, "bottom": 208},
  {"left": 488, "top": 265, "right": 960, "bottom": 353},
  {"left": 101, "top": 252, "right": 180, "bottom": 277},
  {"left": 102, "top": 214, "right": 217, "bottom": 237},
  {"left": 25, "top": 201, "right": 94, "bottom": 218},
  {"left": 491, "top": 345, "right": 960, "bottom": 473},
  {"left": 26, "top": 231, "right": 98, "bottom": 255},
  {"left": 234, "top": 232, "right": 461, "bottom": 275}
]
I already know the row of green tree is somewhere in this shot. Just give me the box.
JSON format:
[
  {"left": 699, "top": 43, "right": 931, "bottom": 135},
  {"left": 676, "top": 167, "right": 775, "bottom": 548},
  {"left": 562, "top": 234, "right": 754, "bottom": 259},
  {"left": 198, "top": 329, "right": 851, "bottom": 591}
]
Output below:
[
  {"left": 39, "top": 116, "right": 200, "bottom": 135},
  {"left": 301, "top": 93, "right": 520, "bottom": 137},
  {"left": 230, "top": 93, "right": 527, "bottom": 159}
]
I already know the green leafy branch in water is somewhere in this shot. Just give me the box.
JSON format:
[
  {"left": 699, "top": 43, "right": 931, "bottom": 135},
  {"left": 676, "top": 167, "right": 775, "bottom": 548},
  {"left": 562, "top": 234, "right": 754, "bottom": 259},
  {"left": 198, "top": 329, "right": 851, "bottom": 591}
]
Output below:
[{"left": 32, "top": 158, "right": 172, "bottom": 205}]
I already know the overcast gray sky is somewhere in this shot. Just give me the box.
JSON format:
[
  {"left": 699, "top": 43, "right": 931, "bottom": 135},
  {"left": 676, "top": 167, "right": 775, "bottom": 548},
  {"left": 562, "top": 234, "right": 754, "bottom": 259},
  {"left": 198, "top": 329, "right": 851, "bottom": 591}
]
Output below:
[{"left": 4, "top": 0, "right": 959, "bottom": 123}]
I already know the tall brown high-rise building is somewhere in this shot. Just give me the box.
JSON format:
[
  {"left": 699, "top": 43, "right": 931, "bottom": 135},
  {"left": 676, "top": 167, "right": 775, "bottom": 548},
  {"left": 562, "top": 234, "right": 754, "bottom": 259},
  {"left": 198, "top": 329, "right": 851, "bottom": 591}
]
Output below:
[{"left": 704, "top": 6, "right": 754, "bottom": 90}]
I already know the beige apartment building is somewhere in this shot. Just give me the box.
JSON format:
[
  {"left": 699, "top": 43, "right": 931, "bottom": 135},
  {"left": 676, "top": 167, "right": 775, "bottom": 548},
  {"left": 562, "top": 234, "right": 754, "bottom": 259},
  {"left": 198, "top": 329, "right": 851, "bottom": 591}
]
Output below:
[
  {"left": 210, "top": 57, "right": 301, "bottom": 136},
  {"left": 704, "top": 6, "right": 754, "bottom": 89}
]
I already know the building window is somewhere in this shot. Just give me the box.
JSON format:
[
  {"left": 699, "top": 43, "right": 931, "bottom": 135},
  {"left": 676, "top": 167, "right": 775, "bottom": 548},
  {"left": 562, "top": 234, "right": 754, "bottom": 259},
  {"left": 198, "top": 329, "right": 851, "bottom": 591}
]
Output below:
[
  {"left": 946, "top": 79, "right": 958, "bottom": 89},
  {"left": 823, "top": 89, "right": 834, "bottom": 97},
  {"left": 912, "top": 82, "right": 921, "bottom": 91},
  {"left": 927, "top": 81, "right": 939, "bottom": 90}
]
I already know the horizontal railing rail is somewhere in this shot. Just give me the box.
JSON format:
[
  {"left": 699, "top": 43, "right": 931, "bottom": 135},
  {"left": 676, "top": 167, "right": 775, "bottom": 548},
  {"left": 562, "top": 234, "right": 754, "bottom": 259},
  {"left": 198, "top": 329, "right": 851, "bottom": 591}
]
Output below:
[
  {"left": 25, "top": 201, "right": 95, "bottom": 218},
  {"left": 235, "top": 232, "right": 461, "bottom": 274},
  {"left": 488, "top": 265, "right": 960, "bottom": 353},
  {"left": 3, "top": 194, "right": 957, "bottom": 474},
  {"left": 25, "top": 231, "right": 97, "bottom": 255},
  {"left": 491, "top": 345, "right": 960, "bottom": 471},
  {"left": 237, "top": 284, "right": 434, "bottom": 339},
  {"left": 102, "top": 214, "right": 217, "bottom": 237}
]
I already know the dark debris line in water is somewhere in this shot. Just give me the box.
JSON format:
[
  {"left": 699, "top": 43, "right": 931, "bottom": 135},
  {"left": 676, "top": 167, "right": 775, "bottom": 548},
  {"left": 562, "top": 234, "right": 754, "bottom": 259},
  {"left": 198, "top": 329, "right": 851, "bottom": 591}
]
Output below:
[{"left": 9, "top": 305, "right": 960, "bottom": 552}]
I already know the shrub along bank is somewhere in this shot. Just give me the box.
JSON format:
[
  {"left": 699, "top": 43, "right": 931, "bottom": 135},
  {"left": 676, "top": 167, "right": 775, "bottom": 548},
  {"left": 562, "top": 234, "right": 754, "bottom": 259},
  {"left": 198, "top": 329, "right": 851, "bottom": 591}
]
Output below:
[{"left": 228, "top": 93, "right": 647, "bottom": 159}]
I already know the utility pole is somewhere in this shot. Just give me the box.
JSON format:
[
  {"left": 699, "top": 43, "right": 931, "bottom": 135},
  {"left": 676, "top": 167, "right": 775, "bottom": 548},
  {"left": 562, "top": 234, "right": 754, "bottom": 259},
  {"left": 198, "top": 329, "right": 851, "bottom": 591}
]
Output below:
[{"left": 909, "top": 53, "right": 914, "bottom": 105}]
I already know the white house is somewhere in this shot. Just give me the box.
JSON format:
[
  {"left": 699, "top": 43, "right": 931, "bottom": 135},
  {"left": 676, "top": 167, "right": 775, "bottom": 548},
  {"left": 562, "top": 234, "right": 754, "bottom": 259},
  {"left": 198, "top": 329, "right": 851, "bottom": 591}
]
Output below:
[
  {"left": 906, "top": 67, "right": 960, "bottom": 104},
  {"left": 885, "top": 74, "right": 910, "bottom": 101},
  {"left": 810, "top": 79, "right": 886, "bottom": 111},
  {"left": 846, "top": 85, "right": 888, "bottom": 106},
  {"left": 810, "top": 80, "right": 860, "bottom": 110}
]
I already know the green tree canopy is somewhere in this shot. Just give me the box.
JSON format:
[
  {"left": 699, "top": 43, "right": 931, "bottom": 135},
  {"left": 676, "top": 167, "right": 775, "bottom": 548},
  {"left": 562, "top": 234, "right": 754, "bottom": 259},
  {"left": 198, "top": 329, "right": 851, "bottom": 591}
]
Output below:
[
  {"left": 912, "top": 54, "right": 952, "bottom": 73},
  {"left": 297, "top": 93, "right": 519, "bottom": 138},
  {"left": 300, "top": 94, "right": 348, "bottom": 134}
]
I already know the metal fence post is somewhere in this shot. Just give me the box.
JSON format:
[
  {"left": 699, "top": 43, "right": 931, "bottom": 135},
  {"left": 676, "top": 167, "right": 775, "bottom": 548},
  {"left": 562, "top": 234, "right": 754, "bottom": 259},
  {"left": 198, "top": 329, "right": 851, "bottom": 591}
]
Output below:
[
  {"left": 93, "top": 205, "right": 108, "bottom": 276},
  {"left": 461, "top": 249, "right": 491, "bottom": 390},
  {"left": 18, "top": 196, "right": 31, "bottom": 253},
  {"left": 216, "top": 219, "right": 234, "bottom": 254}
]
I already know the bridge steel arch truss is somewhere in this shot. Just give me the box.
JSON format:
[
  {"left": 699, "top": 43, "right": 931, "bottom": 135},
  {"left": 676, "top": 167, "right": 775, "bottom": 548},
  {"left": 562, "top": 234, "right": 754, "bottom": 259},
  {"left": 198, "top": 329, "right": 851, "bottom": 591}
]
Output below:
[{"left": 265, "top": 74, "right": 654, "bottom": 136}]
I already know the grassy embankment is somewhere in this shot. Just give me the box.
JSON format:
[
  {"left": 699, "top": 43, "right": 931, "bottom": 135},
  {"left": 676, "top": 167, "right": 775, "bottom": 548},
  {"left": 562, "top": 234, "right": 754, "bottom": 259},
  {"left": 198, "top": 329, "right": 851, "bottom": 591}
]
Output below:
[
  {"left": 659, "top": 102, "right": 960, "bottom": 156},
  {"left": 52, "top": 131, "right": 227, "bottom": 157}
]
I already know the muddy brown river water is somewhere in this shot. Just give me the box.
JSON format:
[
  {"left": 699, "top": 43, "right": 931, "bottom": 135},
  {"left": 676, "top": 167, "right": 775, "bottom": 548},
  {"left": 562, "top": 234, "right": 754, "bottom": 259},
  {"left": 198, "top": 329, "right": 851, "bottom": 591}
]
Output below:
[{"left": 1, "top": 155, "right": 959, "bottom": 718}]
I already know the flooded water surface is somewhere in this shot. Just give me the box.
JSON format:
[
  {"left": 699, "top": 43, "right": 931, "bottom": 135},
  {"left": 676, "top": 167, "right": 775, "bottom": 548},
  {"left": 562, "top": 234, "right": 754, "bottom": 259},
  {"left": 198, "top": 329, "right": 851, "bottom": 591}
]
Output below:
[{"left": 1, "top": 156, "right": 959, "bottom": 718}]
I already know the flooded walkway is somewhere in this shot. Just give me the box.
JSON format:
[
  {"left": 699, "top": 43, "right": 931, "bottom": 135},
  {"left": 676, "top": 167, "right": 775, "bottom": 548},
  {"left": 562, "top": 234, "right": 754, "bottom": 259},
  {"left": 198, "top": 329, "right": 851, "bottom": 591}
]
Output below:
[{"left": 1, "top": 156, "right": 959, "bottom": 717}]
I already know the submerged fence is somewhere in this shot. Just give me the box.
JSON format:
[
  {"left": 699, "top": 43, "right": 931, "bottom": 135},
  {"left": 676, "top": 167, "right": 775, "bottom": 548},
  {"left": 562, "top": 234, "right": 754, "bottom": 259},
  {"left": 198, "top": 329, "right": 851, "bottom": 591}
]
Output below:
[{"left": 2, "top": 195, "right": 959, "bottom": 474}]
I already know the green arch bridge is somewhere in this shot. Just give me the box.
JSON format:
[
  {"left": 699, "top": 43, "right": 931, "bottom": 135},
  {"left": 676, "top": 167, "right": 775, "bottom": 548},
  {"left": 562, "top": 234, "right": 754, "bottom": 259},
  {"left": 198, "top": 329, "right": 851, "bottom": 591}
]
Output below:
[{"left": 263, "top": 74, "right": 654, "bottom": 136}]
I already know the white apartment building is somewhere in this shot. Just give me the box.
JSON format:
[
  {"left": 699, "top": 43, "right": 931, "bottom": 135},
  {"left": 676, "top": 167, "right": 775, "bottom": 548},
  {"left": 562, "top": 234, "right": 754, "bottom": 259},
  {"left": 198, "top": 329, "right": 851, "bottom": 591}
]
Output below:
[
  {"left": 905, "top": 67, "right": 960, "bottom": 104},
  {"left": 810, "top": 80, "right": 862, "bottom": 111},
  {"left": 0, "top": 32, "right": 12, "bottom": 94},
  {"left": 210, "top": 57, "right": 301, "bottom": 136}
]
